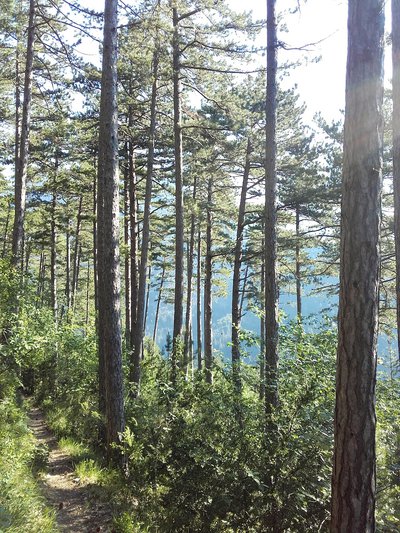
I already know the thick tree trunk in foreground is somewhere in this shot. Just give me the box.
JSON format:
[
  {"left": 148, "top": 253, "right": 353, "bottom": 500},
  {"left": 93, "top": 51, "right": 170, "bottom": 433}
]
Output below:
[
  {"left": 97, "top": 0, "right": 125, "bottom": 463},
  {"left": 11, "top": 0, "right": 35, "bottom": 269},
  {"left": 330, "top": 0, "right": 384, "bottom": 530},
  {"left": 232, "top": 138, "right": 251, "bottom": 392},
  {"left": 264, "top": 0, "right": 279, "bottom": 413},
  {"left": 392, "top": 0, "right": 400, "bottom": 362}
]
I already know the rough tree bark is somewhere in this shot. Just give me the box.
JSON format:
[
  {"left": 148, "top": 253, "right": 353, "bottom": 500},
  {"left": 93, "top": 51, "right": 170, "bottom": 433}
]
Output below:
[
  {"left": 183, "top": 175, "right": 198, "bottom": 376},
  {"left": 196, "top": 226, "right": 202, "bottom": 371},
  {"left": 232, "top": 138, "right": 252, "bottom": 392},
  {"left": 11, "top": 0, "right": 35, "bottom": 269},
  {"left": 264, "top": 0, "right": 279, "bottom": 413},
  {"left": 172, "top": 5, "right": 184, "bottom": 350},
  {"left": 131, "top": 49, "right": 159, "bottom": 391},
  {"left": 204, "top": 178, "right": 213, "bottom": 384},
  {"left": 392, "top": 0, "right": 400, "bottom": 361},
  {"left": 96, "top": 0, "right": 125, "bottom": 463},
  {"left": 330, "top": 0, "right": 384, "bottom": 530},
  {"left": 295, "top": 204, "right": 302, "bottom": 321},
  {"left": 153, "top": 261, "right": 166, "bottom": 344}
]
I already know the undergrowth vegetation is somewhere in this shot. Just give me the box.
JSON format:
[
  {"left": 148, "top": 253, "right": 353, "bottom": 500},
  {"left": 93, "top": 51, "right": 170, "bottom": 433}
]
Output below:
[
  {"left": 12, "top": 306, "right": 397, "bottom": 532},
  {"left": 0, "top": 391, "right": 56, "bottom": 532},
  {"left": 1, "top": 267, "right": 399, "bottom": 531}
]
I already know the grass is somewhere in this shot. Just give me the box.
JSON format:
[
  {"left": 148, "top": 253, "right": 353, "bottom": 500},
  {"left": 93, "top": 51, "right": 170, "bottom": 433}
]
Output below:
[{"left": 0, "top": 396, "right": 57, "bottom": 533}]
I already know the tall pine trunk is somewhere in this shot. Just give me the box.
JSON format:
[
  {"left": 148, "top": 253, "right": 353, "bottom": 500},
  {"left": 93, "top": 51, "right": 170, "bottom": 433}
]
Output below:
[
  {"left": 264, "top": 0, "right": 279, "bottom": 412},
  {"left": 232, "top": 139, "right": 251, "bottom": 392},
  {"left": 11, "top": 0, "right": 35, "bottom": 269},
  {"left": 183, "top": 175, "right": 197, "bottom": 376},
  {"left": 330, "top": 0, "right": 384, "bottom": 529},
  {"left": 123, "top": 149, "right": 131, "bottom": 348},
  {"left": 172, "top": 6, "right": 184, "bottom": 350},
  {"left": 131, "top": 49, "right": 159, "bottom": 391},
  {"left": 97, "top": 0, "right": 125, "bottom": 463},
  {"left": 204, "top": 178, "right": 213, "bottom": 384},
  {"left": 153, "top": 261, "right": 166, "bottom": 343},
  {"left": 196, "top": 227, "right": 202, "bottom": 371},
  {"left": 295, "top": 204, "right": 302, "bottom": 321},
  {"left": 392, "top": 0, "right": 400, "bottom": 361}
]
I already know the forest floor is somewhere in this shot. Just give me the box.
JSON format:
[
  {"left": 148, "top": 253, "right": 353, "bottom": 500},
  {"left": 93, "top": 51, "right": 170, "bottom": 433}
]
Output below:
[{"left": 28, "top": 406, "right": 114, "bottom": 532}]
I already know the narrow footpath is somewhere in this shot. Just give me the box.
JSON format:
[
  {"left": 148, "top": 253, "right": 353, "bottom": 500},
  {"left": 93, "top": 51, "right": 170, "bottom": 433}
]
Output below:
[{"left": 28, "top": 406, "right": 113, "bottom": 533}]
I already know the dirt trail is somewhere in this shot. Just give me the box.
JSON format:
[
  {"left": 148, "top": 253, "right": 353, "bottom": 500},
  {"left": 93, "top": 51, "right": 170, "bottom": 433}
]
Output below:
[{"left": 28, "top": 406, "right": 113, "bottom": 532}]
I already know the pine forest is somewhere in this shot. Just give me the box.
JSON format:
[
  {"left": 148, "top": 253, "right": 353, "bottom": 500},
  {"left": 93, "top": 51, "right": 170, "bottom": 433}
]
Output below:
[{"left": 0, "top": 0, "right": 399, "bottom": 531}]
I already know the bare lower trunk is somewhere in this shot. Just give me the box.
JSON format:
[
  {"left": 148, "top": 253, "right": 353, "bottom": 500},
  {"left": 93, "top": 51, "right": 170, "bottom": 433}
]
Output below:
[
  {"left": 204, "top": 179, "right": 213, "bottom": 384},
  {"left": 143, "top": 264, "right": 151, "bottom": 342},
  {"left": 65, "top": 218, "right": 71, "bottom": 309},
  {"left": 330, "top": 0, "right": 384, "bottom": 529},
  {"left": 392, "top": 0, "right": 400, "bottom": 362},
  {"left": 123, "top": 152, "right": 131, "bottom": 348},
  {"left": 172, "top": 6, "right": 184, "bottom": 350},
  {"left": 264, "top": 0, "right": 279, "bottom": 414},
  {"left": 97, "top": 0, "right": 125, "bottom": 464},
  {"left": 71, "top": 195, "right": 83, "bottom": 310},
  {"left": 50, "top": 192, "right": 58, "bottom": 322},
  {"left": 196, "top": 227, "right": 202, "bottom": 371},
  {"left": 232, "top": 138, "right": 252, "bottom": 392},
  {"left": 132, "top": 49, "right": 158, "bottom": 390},
  {"left": 260, "top": 254, "right": 265, "bottom": 400},
  {"left": 153, "top": 261, "right": 166, "bottom": 344},
  {"left": 1, "top": 200, "right": 12, "bottom": 258},
  {"left": 295, "top": 205, "right": 302, "bottom": 321},
  {"left": 184, "top": 175, "right": 197, "bottom": 376},
  {"left": 128, "top": 143, "right": 139, "bottom": 386}
]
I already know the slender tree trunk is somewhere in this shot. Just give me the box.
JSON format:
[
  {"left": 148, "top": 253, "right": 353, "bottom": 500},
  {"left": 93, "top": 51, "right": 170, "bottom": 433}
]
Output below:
[
  {"left": 11, "top": 0, "right": 35, "bottom": 270},
  {"left": 1, "top": 200, "right": 12, "bottom": 258},
  {"left": 93, "top": 173, "right": 98, "bottom": 321},
  {"left": 15, "top": 42, "right": 20, "bottom": 203},
  {"left": 264, "top": 0, "right": 279, "bottom": 413},
  {"left": 50, "top": 191, "right": 58, "bottom": 322},
  {"left": 392, "top": 0, "right": 400, "bottom": 362},
  {"left": 65, "top": 218, "right": 71, "bottom": 309},
  {"left": 330, "top": 0, "right": 384, "bottom": 529},
  {"left": 131, "top": 49, "right": 159, "bottom": 390},
  {"left": 128, "top": 141, "right": 139, "bottom": 383},
  {"left": 123, "top": 151, "right": 131, "bottom": 348},
  {"left": 196, "top": 227, "right": 202, "bottom": 371},
  {"left": 295, "top": 204, "right": 302, "bottom": 321},
  {"left": 97, "top": 0, "right": 125, "bottom": 464},
  {"left": 85, "top": 261, "right": 90, "bottom": 326},
  {"left": 153, "top": 261, "right": 165, "bottom": 344},
  {"left": 232, "top": 138, "right": 252, "bottom": 392},
  {"left": 239, "top": 265, "right": 249, "bottom": 320},
  {"left": 204, "top": 178, "right": 213, "bottom": 384},
  {"left": 36, "top": 249, "right": 44, "bottom": 307},
  {"left": 260, "top": 254, "right": 265, "bottom": 400},
  {"left": 143, "top": 264, "right": 151, "bottom": 343},
  {"left": 172, "top": 6, "right": 184, "bottom": 349},
  {"left": 184, "top": 175, "right": 197, "bottom": 376},
  {"left": 71, "top": 195, "right": 83, "bottom": 310}
]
